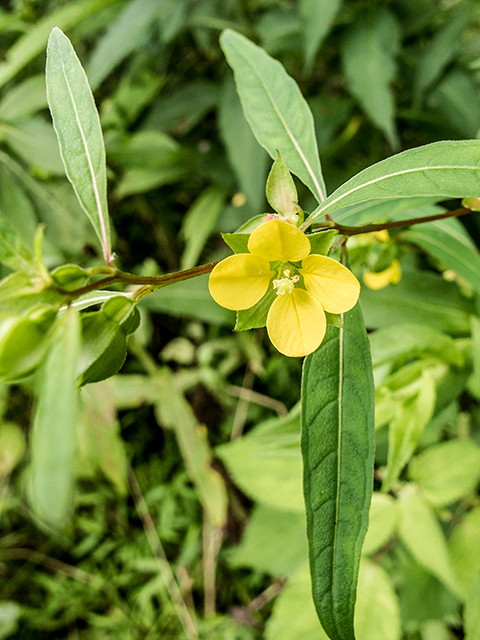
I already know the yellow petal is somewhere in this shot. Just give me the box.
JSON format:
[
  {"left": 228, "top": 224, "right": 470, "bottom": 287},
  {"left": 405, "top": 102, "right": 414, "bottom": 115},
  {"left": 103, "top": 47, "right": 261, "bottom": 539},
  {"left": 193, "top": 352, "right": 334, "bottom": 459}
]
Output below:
[
  {"left": 248, "top": 219, "right": 310, "bottom": 262},
  {"left": 209, "top": 254, "right": 273, "bottom": 310},
  {"left": 300, "top": 254, "right": 360, "bottom": 314},
  {"left": 266, "top": 288, "right": 326, "bottom": 357},
  {"left": 363, "top": 260, "right": 401, "bottom": 290}
]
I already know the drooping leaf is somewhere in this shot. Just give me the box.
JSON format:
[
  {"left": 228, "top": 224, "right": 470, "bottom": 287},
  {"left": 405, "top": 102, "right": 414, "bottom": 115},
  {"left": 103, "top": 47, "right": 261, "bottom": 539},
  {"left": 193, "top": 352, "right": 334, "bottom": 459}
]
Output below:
[
  {"left": 0, "top": 0, "right": 120, "bottom": 89},
  {"left": 304, "top": 140, "right": 480, "bottom": 227},
  {"left": 302, "top": 299, "right": 375, "bottom": 640},
  {"left": 46, "top": 27, "right": 111, "bottom": 263},
  {"left": 341, "top": 8, "right": 400, "bottom": 148},
  {"left": 28, "top": 306, "right": 81, "bottom": 526},
  {"left": 300, "top": 0, "right": 342, "bottom": 74},
  {"left": 220, "top": 29, "right": 326, "bottom": 203},
  {"left": 431, "top": 69, "right": 480, "bottom": 138}
]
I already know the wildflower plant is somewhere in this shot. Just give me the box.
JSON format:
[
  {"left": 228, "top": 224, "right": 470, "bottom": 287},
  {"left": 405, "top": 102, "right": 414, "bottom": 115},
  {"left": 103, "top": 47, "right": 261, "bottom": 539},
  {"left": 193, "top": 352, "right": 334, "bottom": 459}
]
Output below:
[{"left": 2, "top": 24, "right": 480, "bottom": 640}]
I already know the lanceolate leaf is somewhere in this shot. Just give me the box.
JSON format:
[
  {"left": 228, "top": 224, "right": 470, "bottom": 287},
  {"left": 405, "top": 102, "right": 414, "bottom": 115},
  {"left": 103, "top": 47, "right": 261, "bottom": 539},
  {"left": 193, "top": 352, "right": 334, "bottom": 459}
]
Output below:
[
  {"left": 302, "top": 300, "right": 375, "bottom": 640},
  {"left": 28, "top": 306, "right": 81, "bottom": 526},
  {"left": 220, "top": 29, "right": 326, "bottom": 204},
  {"left": 46, "top": 28, "right": 111, "bottom": 264},
  {"left": 304, "top": 140, "right": 480, "bottom": 227}
]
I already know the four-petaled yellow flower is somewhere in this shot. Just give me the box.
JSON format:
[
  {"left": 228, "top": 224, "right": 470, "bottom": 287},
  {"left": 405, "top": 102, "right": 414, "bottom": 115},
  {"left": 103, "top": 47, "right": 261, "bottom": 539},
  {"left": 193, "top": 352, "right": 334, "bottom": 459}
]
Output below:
[{"left": 209, "top": 220, "right": 360, "bottom": 357}]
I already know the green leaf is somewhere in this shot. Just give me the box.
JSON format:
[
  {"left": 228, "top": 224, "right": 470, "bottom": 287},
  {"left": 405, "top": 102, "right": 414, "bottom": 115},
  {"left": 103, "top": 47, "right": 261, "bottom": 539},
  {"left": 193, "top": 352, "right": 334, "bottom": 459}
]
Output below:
[
  {"left": 86, "top": 0, "right": 166, "bottom": 90},
  {"left": 448, "top": 507, "right": 480, "bottom": 598},
  {"left": 305, "top": 140, "right": 480, "bottom": 227},
  {"left": 360, "top": 263, "right": 474, "bottom": 335},
  {"left": 46, "top": 27, "right": 111, "bottom": 263},
  {"left": 0, "top": 422, "right": 26, "bottom": 477},
  {"left": 219, "top": 77, "right": 268, "bottom": 214},
  {"left": 300, "top": 0, "right": 342, "bottom": 74},
  {"left": 217, "top": 405, "right": 304, "bottom": 512},
  {"left": 465, "top": 571, "right": 480, "bottom": 640},
  {"left": 414, "top": 4, "right": 472, "bottom": 102},
  {"left": 181, "top": 186, "right": 226, "bottom": 269},
  {"left": 362, "top": 493, "right": 398, "bottom": 557},
  {"left": 235, "top": 287, "right": 276, "bottom": 332},
  {"left": 0, "top": 118, "right": 65, "bottom": 175},
  {"left": 28, "top": 306, "right": 81, "bottom": 527},
  {"left": 341, "top": 8, "right": 400, "bottom": 148},
  {"left": 0, "top": 215, "right": 37, "bottom": 274},
  {"left": 229, "top": 504, "right": 307, "bottom": 576},
  {"left": 0, "top": 0, "right": 120, "bottom": 89},
  {"left": 431, "top": 69, "right": 480, "bottom": 138},
  {"left": 308, "top": 229, "right": 338, "bottom": 256},
  {"left": 0, "top": 75, "right": 47, "bottom": 121},
  {"left": 382, "top": 370, "right": 436, "bottom": 492},
  {"left": 265, "top": 563, "right": 329, "bottom": 640},
  {"left": 222, "top": 233, "right": 250, "bottom": 254},
  {"left": 398, "top": 489, "right": 460, "bottom": 598},
  {"left": 302, "top": 300, "right": 375, "bottom": 640},
  {"left": 409, "top": 439, "right": 480, "bottom": 507},
  {"left": 220, "top": 29, "right": 326, "bottom": 203},
  {"left": 266, "top": 151, "right": 301, "bottom": 217},
  {"left": 354, "top": 560, "right": 401, "bottom": 640},
  {"left": 77, "top": 382, "right": 127, "bottom": 494},
  {"left": 401, "top": 218, "right": 480, "bottom": 296}
]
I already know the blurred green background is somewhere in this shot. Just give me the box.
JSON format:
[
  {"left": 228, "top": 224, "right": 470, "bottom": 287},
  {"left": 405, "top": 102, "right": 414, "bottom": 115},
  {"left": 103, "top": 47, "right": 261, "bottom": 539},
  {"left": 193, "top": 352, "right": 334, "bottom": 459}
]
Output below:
[{"left": 1, "top": 0, "right": 480, "bottom": 638}]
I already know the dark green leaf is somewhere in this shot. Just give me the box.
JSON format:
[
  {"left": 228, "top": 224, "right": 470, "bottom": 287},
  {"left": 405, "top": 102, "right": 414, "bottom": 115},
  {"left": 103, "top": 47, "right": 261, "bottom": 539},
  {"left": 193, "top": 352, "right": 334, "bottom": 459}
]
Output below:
[
  {"left": 0, "top": 215, "right": 37, "bottom": 274},
  {"left": 302, "top": 300, "right": 375, "bottom": 640}
]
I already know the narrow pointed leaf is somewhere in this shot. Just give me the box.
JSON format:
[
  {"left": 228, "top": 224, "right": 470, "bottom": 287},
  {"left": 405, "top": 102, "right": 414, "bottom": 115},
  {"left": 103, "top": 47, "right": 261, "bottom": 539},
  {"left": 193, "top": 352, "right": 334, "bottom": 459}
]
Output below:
[
  {"left": 28, "top": 307, "right": 81, "bottom": 527},
  {"left": 304, "top": 140, "right": 480, "bottom": 227},
  {"left": 220, "top": 29, "right": 326, "bottom": 204},
  {"left": 300, "top": 0, "right": 342, "bottom": 74},
  {"left": 46, "top": 28, "right": 111, "bottom": 263},
  {"left": 302, "top": 300, "right": 375, "bottom": 640}
]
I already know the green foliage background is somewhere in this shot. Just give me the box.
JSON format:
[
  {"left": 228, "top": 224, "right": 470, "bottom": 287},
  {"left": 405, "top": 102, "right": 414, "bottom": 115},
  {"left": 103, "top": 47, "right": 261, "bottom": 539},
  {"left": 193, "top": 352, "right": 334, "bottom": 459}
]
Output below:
[{"left": 1, "top": 0, "right": 480, "bottom": 638}]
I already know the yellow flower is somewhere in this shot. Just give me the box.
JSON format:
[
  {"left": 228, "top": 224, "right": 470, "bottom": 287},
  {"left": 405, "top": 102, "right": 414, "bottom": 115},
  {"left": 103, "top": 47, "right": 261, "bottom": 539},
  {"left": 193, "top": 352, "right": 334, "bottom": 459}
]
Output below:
[
  {"left": 209, "top": 220, "right": 360, "bottom": 357},
  {"left": 363, "top": 259, "right": 401, "bottom": 290}
]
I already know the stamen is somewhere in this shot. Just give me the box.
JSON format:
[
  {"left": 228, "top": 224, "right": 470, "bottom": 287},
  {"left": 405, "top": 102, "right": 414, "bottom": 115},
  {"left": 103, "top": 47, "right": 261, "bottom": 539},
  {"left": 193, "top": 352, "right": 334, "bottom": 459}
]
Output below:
[{"left": 273, "top": 277, "right": 295, "bottom": 295}]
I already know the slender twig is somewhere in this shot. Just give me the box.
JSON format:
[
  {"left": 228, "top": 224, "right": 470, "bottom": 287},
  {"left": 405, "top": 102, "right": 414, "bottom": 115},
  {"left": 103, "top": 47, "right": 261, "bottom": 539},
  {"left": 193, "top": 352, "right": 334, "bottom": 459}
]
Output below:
[
  {"left": 311, "top": 207, "right": 472, "bottom": 236},
  {"left": 228, "top": 384, "right": 288, "bottom": 418},
  {"left": 248, "top": 579, "right": 286, "bottom": 612},
  {"left": 127, "top": 466, "right": 198, "bottom": 639}
]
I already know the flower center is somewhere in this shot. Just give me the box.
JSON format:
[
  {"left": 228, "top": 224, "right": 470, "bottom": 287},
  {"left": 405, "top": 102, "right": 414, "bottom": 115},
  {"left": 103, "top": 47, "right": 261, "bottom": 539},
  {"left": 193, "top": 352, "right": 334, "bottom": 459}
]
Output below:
[{"left": 273, "top": 269, "right": 300, "bottom": 296}]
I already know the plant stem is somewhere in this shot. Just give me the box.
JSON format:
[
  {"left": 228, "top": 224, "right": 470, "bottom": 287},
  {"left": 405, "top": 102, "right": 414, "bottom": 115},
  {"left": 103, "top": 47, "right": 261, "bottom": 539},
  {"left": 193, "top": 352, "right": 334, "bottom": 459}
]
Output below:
[
  {"left": 312, "top": 207, "right": 472, "bottom": 236},
  {"left": 60, "top": 262, "right": 219, "bottom": 300}
]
